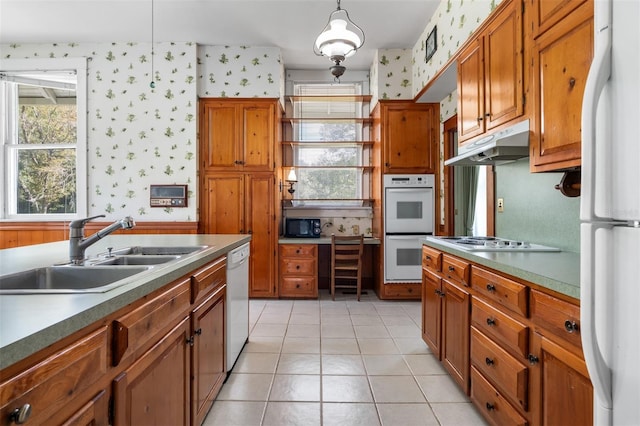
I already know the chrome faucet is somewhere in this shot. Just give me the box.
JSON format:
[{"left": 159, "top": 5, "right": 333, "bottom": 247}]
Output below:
[{"left": 69, "top": 215, "right": 136, "bottom": 264}]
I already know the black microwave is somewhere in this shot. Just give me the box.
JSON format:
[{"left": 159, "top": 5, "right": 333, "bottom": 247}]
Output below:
[{"left": 285, "top": 218, "right": 322, "bottom": 238}]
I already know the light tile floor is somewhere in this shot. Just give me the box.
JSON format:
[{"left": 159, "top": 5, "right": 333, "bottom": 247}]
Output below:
[{"left": 203, "top": 290, "right": 488, "bottom": 426}]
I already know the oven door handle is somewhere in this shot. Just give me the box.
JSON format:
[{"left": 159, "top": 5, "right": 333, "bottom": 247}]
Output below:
[
  {"left": 386, "top": 235, "right": 428, "bottom": 240},
  {"left": 386, "top": 188, "right": 430, "bottom": 193}
]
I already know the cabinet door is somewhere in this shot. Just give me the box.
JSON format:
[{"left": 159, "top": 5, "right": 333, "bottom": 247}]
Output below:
[
  {"left": 530, "top": 2, "right": 593, "bottom": 171},
  {"left": 484, "top": 0, "right": 523, "bottom": 130},
  {"left": 192, "top": 286, "right": 226, "bottom": 426},
  {"left": 383, "top": 103, "right": 438, "bottom": 173},
  {"left": 242, "top": 103, "right": 275, "bottom": 172},
  {"left": 202, "top": 174, "right": 245, "bottom": 234},
  {"left": 201, "top": 102, "right": 242, "bottom": 171},
  {"left": 60, "top": 390, "right": 109, "bottom": 426},
  {"left": 529, "top": 332, "right": 593, "bottom": 425},
  {"left": 246, "top": 173, "right": 277, "bottom": 297},
  {"left": 422, "top": 268, "right": 442, "bottom": 357},
  {"left": 113, "top": 318, "right": 191, "bottom": 426},
  {"left": 442, "top": 279, "right": 471, "bottom": 394},
  {"left": 457, "top": 37, "right": 485, "bottom": 142}
]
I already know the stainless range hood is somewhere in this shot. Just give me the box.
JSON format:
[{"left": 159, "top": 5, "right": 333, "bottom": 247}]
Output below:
[{"left": 445, "top": 119, "right": 530, "bottom": 166}]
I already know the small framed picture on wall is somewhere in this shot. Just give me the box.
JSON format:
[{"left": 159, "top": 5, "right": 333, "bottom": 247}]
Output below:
[{"left": 425, "top": 26, "right": 437, "bottom": 63}]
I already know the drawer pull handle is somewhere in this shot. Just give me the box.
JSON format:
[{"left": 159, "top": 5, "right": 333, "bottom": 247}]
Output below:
[
  {"left": 426, "top": 255, "right": 432, "bottom": 261},
  {"left": 528, "top": 354, "right": 539, "bottom": 365},
  {"left": 564, "top": 320, "right": 579, "bottom": 333},
  {"left": 296, "top": 284, "right": 300, "bottom": 289},
  {"left": 9, "top": 404, "right": 32, "bottom": 424},
  {"left": 486, "top": 318, "right": 496, "bottom": 326},
  {"left": 485, "top": 402, "right": 495, "bottom": 411},
  {"left": 486, "top": 283, "right": 496, "bottom": 292},
  {"left": 296, "top": 265, "right": 300, "bottom": 270},
  {"left": 195, "top": 328, "right": 202, "bottom": 335},
  {"left": 448, "top": 266, "right": 455, "bottom": 272},
  {"left": 485, "top": 357, "right": 495, "bottom": 366}
]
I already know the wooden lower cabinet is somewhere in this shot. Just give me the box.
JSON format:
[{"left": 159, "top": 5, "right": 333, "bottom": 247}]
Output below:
[
  {"left": 113, "top": 317, "right": 191, "bottom": 426},
  {"left": 421, "top": 245, "right": 593, "bottom": 424},
  {"left": 528, "top": 332, "right": 593, "bottom": 426},
  {"left": 278, "top": 244, "right": 318, "bottom": 298},
  {"left": 421, "top": 266, "right": 471, "bottom": 394},
  {"left": 1, "top": 256, "right": 231, "bottom": 426},
  {"left": 191, "top": 285, "right": 226, "bottom": 426},
  {"left": 441, "top": 278, "right": 471, "bottom": 394},
  {"left": 421, "top": 268, "right": 442, "bottom": 356}
]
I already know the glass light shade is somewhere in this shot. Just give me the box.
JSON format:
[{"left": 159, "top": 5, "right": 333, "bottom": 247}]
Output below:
[
  {"left": 315, "top": 18, "right": 362, "bottom": 58},
  {"left": 286, "top": 169, "right": 297, "bottom": 182}
]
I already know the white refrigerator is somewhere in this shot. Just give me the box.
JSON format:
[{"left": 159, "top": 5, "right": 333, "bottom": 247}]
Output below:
[{"left": 580, "top": 0, "right": 640, "bottom": 425}]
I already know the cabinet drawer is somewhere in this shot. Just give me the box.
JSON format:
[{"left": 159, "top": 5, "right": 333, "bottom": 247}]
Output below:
[
  {"left": 0, "top": 327, "right": 108, "bottom": 425},
  {"left": 422, "top": 245, "right": 442, "bottom": 272},
  {"left": 471, "top": 367, "right": 528, "bottom": 426},
  {"left": 530, "top": 290, "right": 581, "bottom": 348},
  {"left": 382, "top": 283, "right": 421, "bottom": 299},
  {"left": 280, "top": 258, "right": 317, "bottom": 276},
  {"left": 191, "top": 256, "right": 226, "bottom": 304},
  {"left": 112, "top": 278, "right": 191, "bottom": 366},
  {"left": 471, "top": 267, "right": 528, "bottom": 317},
  {"left": 279, "top": 277, "right": 318, "bottom": 298},
  {"left": 471, "top": 328, "right": 528, "bottom": 411},
  {"left": 279, "top": 244, "right": 317, "bottom": 258},
  {"left": 472, "top": 297, "right": 529, "bottom": 357},
  {"left": 442, "top": 255, "right": 470, "bottom": 286}
]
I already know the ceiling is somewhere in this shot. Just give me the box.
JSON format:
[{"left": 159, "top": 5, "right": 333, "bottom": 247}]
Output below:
[{"left": 0, "top": 0, "right": 440, "bottom": 71}]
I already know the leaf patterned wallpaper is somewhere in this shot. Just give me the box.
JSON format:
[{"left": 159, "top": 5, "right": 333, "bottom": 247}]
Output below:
[
  {"left": 370, "top": 48, "right": 413, "bottom": 103},
  {"left": 1, "top": 42, "right": 284, "bottom": 222},
  {"left": 412, "top": 0, "right": 502, "bottom": 99}
]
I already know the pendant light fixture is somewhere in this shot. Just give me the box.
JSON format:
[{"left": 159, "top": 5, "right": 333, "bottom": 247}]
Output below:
[{"left": 313, "top": 0, "right": 365, "bottom": 78}]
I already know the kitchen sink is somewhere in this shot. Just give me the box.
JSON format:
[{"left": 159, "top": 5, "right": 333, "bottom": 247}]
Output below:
[
  {"left": 0, "top": 265, "right": 152, "bottom": 294},
  {"left": 91, "top": 255, "right": 181, "bottom": 266},
  {"left": 107, "top": 245, "right": 209, "bottom": 256}
]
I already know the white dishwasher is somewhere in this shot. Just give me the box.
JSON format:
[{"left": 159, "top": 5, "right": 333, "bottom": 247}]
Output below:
[{"left": 226, "top": 242, "right": 250, "bottom": 374}]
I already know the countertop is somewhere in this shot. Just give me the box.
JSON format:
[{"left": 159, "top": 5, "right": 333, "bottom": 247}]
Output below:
[
  {"left": 0, "top": 234, "right": 250, "bottom": 370},
  {"left": 423, "top": 238, "right": 580, "bottom": 300}
]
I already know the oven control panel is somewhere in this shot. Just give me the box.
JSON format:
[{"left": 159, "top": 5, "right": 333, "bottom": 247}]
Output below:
[{"left": 383, "top": 174, "right": 434, "bottom": 187}]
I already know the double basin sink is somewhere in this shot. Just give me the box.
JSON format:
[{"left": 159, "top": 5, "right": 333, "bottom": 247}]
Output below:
[{"left": 0, "top": 245, "right": 208, "bottom": 295}]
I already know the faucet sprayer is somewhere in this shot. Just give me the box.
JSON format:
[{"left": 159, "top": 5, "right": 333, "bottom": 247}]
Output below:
[{"left": 69, "top": 215, "right": 136, "bottom": 264}]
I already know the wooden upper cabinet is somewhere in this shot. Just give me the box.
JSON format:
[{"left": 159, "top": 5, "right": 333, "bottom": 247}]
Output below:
[
  {"left": 530, "top": 0, "right": 593, "bottom": 172},
  {"left": 200, "top": 99, "right": 276, "bottom": 172},
  {"left": 532, "top": 0, "right": 588, "bottom": 37},
  {"left": 457, "top": 0, "right": 524, "bottom": 144},
  {"left": 379, "top": 102, "right": 439, "bottom": 174}
]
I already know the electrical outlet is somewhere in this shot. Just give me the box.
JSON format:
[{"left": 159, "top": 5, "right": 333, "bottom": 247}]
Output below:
[{"left": 497, "top": 198, "right": 504, "bottom": 213}]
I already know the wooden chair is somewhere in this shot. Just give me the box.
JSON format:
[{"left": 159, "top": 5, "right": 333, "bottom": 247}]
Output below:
[{"left": 330, "top": 234, "right": 364, "bottom": 301}]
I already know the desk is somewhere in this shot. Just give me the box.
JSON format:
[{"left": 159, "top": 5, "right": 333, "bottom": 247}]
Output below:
[{"left": 278, "top": 238, "right": 380, "bottom": 298}]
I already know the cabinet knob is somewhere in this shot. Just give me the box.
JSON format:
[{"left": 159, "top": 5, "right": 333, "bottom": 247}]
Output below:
[
  {"left": 486, "top": 283, "right": 496, "bottom": 292},
  {"left": 485, "top": 357, "right": 495, "bottom": 366},
  {"left": 426, "top": 255, "right": 432, "bottom": 261},
  {"left": 477, "top": 116, "right": 484, "bottom": 121},
  {"left": 486, "top": 318, "right": 496, "bottom": 327},
  {"left": 485, "top": 402, "right": 495, "bottom": 411},
  {"left": 528, "top": 354, "right": 539, "bottom": 365},
  {"left": 296, "top": 265, "right": 300, "bottom": 270},
  {"left": 564, "top": 320, "right": 579, "bottom": 334},
  {"left": 195, "top": 328, "right": 202, "bottom": 335},
  {"left": 10, "top": 404, "right": 32, "bottom": 424},
  {"left": 448, "top": 266, "right": 455, "bottom": 272},
  {"left": 296, "top": 284, "right": 300, "bottom": 289}
]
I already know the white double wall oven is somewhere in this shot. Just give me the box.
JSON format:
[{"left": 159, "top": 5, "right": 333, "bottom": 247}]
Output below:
[{"left": 384, "top": 174, "right": 435, "bottom": 282}]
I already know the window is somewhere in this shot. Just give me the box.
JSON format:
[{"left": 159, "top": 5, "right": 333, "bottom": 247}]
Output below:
[
  {"left": 0, "top": 58, "right": 87, "bottom": 220},
  {"left": 288, "top": 83, "right": 371, "bottom": 207}
]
